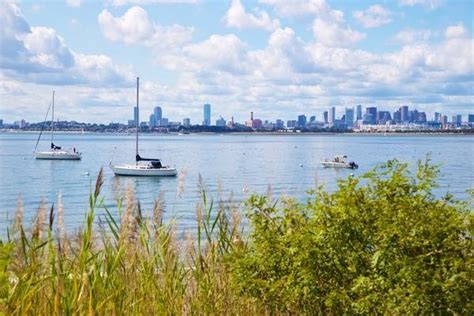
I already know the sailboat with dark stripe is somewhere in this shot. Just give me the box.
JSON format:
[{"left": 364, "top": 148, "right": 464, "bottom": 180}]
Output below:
[
  {"left": 35, "top": 91, "right": 81, "bottom": 160},
  {"left": 110, "top": 77, "right": 177, "bottom": 177}
]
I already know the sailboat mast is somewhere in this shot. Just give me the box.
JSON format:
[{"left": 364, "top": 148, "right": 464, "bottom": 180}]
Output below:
[
  {"left": 136, "top": 77, "right": 139, "bottom": 161},
  {"left": 51, "top": 91, "right": 55, "bottom": 146}
]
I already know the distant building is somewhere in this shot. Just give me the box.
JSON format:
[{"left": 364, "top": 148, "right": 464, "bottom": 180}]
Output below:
[
  {"left": 133, "top": 106, "right": 139, "bottom": 126},
  {"left": 183, "top": 118, "right": 191, "bottom": 127},
  {"left": 400, "top": 105, "right": 409, "bottom": 122},
  {"left": 393, "top": 110, "right": 401, "bottom": 123},
  {"left": 128, "top": 119, "right": 135, "bottom": 127},
  {"left": 345, "top": 108, "right": 354, "bottom": 128},
  {"left": 203, "top": 104, "right": 211, "bottom": 126},
  {"left": 418, "top": 112, "right": 427, "bottom": 123},
  {"left": 154, "top": 106, "right": 162, "bottom": 126},
  {"left": 434, "top": 112, "right": 441, "bottom": 122},
  {"left": 161, "top": 118, "right": 169, "bottom": 126},
  {"left": 297, "top": 115, "right": 307, "bottom": 127},
  {"left": 19, "top": 119, "right": 27, "bottom": 128},
  {"left": 287, "top": 120, "right": 297, "bottom": 128},
  {"left": 356, "top": 105, "right": 362, "bottom": 120},
  {"left": 328, "top": 107, "right": 336, "bottom": 123},
  {"left": 0, "top": 119, "right": 3, "bottom": 128},
  {"left": 468, "top": 114, "right": 474, "bottom": 123},
  {"left": 323, "top": 111, "right": 328, "bottom": 124},
  {"left": 149, "top": 114, "right": 155, "bottom": 128},
  {"left": 377, "top": 111, "right": 391, "bottom": 124},
  {"left": 365, "top": 107, "right": 377, "bottom": 125},
  {"left": 441, "top": 115, "right": 448, "bottom": 126},
  {"left": 456, "top": 114, "right": 462, "bottom": 124},
  {"left": 276, "top": 119, "right": 285, "bottom": 129},
  {"left": 216, "top": 116, "right": 226, "bottom": 127}
]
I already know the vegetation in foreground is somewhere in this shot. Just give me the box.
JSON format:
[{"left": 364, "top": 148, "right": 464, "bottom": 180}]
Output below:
[{"left": 0, "top": 160, "right": 472, "bottom": 314}]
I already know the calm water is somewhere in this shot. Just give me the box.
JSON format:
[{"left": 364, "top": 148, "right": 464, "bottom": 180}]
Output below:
[{"left": 0, "top": 133, "right": 472, "bottom": 234}]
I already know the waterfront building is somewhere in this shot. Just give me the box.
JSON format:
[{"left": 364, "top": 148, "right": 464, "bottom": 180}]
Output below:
[
  {"left": 456, "top": 114, "right": 462, "bottom": 124},
  {"left": 128, "top": 119, "right": 135, "bottom": 127},
  {"left": 133, "top": 106, "right": 139, "bottom": 126},
  {"left": 468, "top": 114, "right": 474, "bottom": 123},
  {"left": 441, "top": 115, "right": 448, "bottom": 126},
  {"left": 287, "top": 120, "right": 297, "bottom": 128},
  {"left": 203, "top": 103, "right": 211, "bottom": 126},
  {"left": 276, "top": 119, "right": 285, "bottom": 129},
  {"left": 0, "top": 119, "right": 3, "bottom": 128},
  {"left": 377, "top": 111, "right": 391, "bottom": 124},
  {"left": 356, "top": 105, "right": 362, "bottom": 120},
  {"left": 328, "top": 107, "right": 336, "bottom": 123},
  {"left": 154, "top": 106, "right": 162, "bottom": 126},
  {"left": 393, "top": 110, "right": 401, "bottom": 123},
  {"left": 161, "top": 118, "right": 169, "bottom": 126},
  {"left": 400, "top": 105, "right": 409, "bottom": 122},
  {"left": 434, "top": 112, "right": 441, "bottom": 122},
  {"left": 183, "top": 118, "right": 191, "bottom": 127},
  {"left": 216, "top": 117, "right": 226, "bottom": 127},
  {"left": 323, "top": 111, "right": 328, "bottom": 124},
  {"left": 149, "top": 114, "right": 155, "bottom": 127},
  {"left": 418, "top": 112, "right": 427, "bottom": 123},
  {"left": 345, "top": 108, "right": 354, "bottom": 128},
  {"left": 297, "top": 115, "right": 307, "bottom": 127},
  {"left": 365, "top": 107, "right": 377, "bottom": 125}
]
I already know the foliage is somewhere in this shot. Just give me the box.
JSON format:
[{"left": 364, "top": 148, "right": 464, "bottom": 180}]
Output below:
[
  {"left": 0, "top": 160, "right": 472, "bottom": 314},
  {"left": 230, "top": 159, "right": 473, "bottom": 314}
]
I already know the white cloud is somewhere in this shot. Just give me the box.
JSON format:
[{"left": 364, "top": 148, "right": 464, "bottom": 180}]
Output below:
[
  {"left": 398, "top": 0, "right": 441, "bottom": 9},
  {"left": 66, "top": 0, "right": 82, "bottom": 7},
  {"left": 98, "top": 6, "right": 193, "bottom": 49},
  {"left": 312, "top": 18, "right": 365, "bottom": 47},
  {"left": 394, "top": 29, "right": 432, "bottom": 44},
  {"left": 259, "top": 0, "right": 344, "bottom": 21},
  {"left": 0, "top": 1, "right": 132, "bottom": 87},
  {"left": 353, "top": 5, "right": 393, "bottom": 28},
  {"left": 223, "top": 0, "right": 279, "bottom": 32},
  {"left": 107, "top": 0, "right": 197, "bottom": 6},
  {"left": 445, "top": 23, "right": 466, "bottom": 39}
]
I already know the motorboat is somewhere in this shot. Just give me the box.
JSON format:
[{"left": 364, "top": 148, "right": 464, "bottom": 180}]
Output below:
[
  {"left": 34, "top": 91, "right": 81, "bottom": 160},
  {"left": 110, "top": 77, "right": 177, "bottom": 177},
  {"left": 320, "top": 155, "right": 358, "bottom": 169}
]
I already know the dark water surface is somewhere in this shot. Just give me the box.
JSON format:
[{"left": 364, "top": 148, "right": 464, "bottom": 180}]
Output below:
[{"left": 0, "top": 133, "right": 472, "bottom": 234}]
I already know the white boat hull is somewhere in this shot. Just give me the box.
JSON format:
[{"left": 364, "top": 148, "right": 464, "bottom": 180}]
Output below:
[
  {"left": 35, "top": 150, "right": 82, "bottom": 160},
  {"left": 320, "top": 161, "right": 357, "bottom": 169},
  {"left": 110, "top": 164, "right": 177, "bottom": 177}
]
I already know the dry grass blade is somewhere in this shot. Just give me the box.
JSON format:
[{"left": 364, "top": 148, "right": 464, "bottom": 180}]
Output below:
[{"left": 94, "top": 167, "right": 104, "bottom": 199}]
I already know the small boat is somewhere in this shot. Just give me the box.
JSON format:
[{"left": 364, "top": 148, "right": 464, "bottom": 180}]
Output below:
[
  {"left": 321, "top": 155, "right": 358, "bottom": 169},
  {"left": 110, "top": 77, "right": 177, "bottom": 177},
  {"left": 34, "top": 91, "right": 81, "bottom": 160}
]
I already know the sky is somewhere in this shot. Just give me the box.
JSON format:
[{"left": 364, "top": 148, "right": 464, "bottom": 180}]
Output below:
[{"left": 0, "top": 0, "right": 473, "bottom": 124}]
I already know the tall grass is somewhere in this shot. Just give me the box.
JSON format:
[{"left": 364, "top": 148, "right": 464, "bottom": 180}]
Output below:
[{"left": 0, "top": 160, "right": 472, "bottom": 314}]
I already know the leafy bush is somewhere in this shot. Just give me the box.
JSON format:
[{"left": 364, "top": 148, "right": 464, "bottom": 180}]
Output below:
[
  {"left": 229, "top": 159, "right": 473, "bottom": 314},
  {"left": 0, "top": 159, "right": 472, "bottom": 314}
]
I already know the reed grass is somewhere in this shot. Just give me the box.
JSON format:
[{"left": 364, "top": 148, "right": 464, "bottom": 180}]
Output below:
[{"left": 0, "top": 160, "right": 472, "bottom": 314}]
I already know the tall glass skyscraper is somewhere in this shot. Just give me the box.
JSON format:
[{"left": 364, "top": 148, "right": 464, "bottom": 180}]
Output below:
[
  {"left": 356, "top": 105, "right": 362, "bottom": 120},
  {"left": 345, "top": 107, "right": 354, "bottom": 128},
  {"left": 328, "top": 106, "right": 336, "bottom": 123},
  {"left": 154, "top": 106, "right": 162, "bottom": 126},
  {"left": 203, "top": 103, "right": 211, "bottom": 126}
]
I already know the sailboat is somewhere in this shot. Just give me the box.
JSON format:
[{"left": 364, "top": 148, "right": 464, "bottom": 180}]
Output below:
[
  {"left": 110, "top": 77, "right": 177, "bottom": 177},
  {"left": 35, "top": 91, "right": 81, "bottom": 160}
]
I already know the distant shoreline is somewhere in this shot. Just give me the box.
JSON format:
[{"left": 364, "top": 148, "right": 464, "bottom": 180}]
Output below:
[{"left": 1, "top": 130, "right": 473, "bottom": 136}]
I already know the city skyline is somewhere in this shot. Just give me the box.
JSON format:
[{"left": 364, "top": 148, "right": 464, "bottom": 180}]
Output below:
[{"left": 0, "top": 1, "right": 473, "bottom": 123}]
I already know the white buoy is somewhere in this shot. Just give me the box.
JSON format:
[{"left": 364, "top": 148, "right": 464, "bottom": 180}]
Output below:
[
  {"left": 85, "top": 172, "right": 90, "bottom": 176},
  {"left": 299, "top": 164, "right": 303, "bottom": 168}
]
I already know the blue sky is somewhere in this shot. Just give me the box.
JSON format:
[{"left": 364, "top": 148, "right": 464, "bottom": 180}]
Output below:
[{"left": 1, "top": 0, "right": 473, "bottom": 123}]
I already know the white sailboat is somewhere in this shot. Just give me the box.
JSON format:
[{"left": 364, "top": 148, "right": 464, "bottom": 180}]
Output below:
[
  {"left": 110, "top": 77, "right": 177, "bottom": 177},
  {"left": 35, "top": 91, "right": 81, "bottom": 160}
]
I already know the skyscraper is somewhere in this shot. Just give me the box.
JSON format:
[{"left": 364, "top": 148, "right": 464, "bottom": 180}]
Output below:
[
  {"left": 183, "top": 118, "right": 191, "bottom": 127},
  {"left": 345, "top": 107, "right": 354, "bottom": 128},
  {"left": 323, "top": 111, "right": 328, "bottom": 124},
  {"left": 468, "top": 114, "right": 474, "bottom": 123},
  {"left": 154, "top": 106, "right": 162, "bottom": 126},
  {"left": 149, "top": 114, "right": 155, "bottom": 127},
  {"left": 356, "top": 105, "right": 362, "bottom": 120},
  {"left": 328, "top": 107, "right": 336, "bottom": 123},
  {"left": 434, "top": 112, "right": 441, "bottom": 122},
  {"left": 133, "top": 106, "right": 139, "bottom": 126},
  {"left": 365, "top": 107, "right": 377, "bottom": 125},
  {"left": 400, "top": 105, "right": 409, "bottom": 122},
  {"left": 297, "top": 115, "right": 307, "bottom": 127},
  {"left": 203, "top": 103, "right": 211, "bottom": 126}
]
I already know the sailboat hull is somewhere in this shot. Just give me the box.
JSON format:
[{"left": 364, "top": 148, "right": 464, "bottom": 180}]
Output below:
[
  {"left": 110, "top": 164, "right": 177, "bottom": 177},
  {"left": 35, "top": 150, "right": 82, "bottom": 160}
]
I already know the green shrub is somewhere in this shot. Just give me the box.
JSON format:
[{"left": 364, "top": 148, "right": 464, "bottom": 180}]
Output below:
[{"left": 229, "top": 159, "right": 473, "bottom": 314}]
